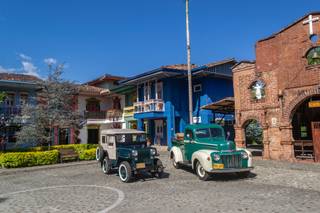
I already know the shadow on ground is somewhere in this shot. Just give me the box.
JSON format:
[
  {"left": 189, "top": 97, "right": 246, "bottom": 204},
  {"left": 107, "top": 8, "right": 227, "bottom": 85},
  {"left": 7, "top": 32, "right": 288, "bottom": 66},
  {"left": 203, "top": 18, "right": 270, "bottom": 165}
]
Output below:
[{"left": 178, "top": 164, "right": 257, "bottom": 181}]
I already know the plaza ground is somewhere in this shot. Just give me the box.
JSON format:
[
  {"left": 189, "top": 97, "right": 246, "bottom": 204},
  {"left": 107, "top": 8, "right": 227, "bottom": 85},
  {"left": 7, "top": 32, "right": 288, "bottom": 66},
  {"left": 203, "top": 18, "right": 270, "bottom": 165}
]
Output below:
[{"left": 0, "top": 153, "right": 320, "bottom": 213}]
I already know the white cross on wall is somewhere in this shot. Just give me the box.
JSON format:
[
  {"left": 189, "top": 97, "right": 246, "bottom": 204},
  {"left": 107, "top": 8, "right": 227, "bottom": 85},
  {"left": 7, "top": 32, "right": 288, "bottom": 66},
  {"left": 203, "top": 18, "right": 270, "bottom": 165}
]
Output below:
[{"left": 303, "top": 14, "right": 319, "bottom": 35}]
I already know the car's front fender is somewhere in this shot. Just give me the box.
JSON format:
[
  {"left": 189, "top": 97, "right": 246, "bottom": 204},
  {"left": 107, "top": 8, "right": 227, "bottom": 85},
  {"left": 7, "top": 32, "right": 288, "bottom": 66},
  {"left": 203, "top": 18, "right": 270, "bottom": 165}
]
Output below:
[
  {"left": 237, "top": 148, "right": 253, "bottom": 167},
  {"left": 191, "top": 150, "right": 213, "bottom": 172},
  {"left": 170, "top": 146, "right": 183, "bottom": 163}
]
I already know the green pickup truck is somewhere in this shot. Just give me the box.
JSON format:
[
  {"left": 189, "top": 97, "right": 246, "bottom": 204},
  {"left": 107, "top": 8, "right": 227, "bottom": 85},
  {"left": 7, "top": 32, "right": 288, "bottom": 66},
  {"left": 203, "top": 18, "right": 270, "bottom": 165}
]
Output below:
[{"left": 170, "top": 124, "right": 253, "bottom": 180}]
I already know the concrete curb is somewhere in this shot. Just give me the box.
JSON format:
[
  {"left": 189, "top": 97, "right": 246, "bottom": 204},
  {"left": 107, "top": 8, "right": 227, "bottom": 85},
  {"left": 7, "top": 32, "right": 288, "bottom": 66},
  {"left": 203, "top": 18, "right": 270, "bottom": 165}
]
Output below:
[{"left": 0, "top": 160, "right": 98, "bottom": 176}]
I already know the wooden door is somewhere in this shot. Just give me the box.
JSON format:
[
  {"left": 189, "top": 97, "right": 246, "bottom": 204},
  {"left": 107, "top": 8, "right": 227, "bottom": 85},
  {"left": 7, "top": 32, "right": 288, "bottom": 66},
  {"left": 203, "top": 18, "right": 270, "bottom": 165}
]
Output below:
[{"left": 312, "top": 122, "right": 320, "bottom": 162}]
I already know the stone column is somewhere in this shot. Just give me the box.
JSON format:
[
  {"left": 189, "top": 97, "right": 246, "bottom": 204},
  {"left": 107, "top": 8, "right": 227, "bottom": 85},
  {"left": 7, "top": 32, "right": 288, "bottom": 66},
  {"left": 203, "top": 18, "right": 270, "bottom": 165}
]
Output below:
[
  {"left": 234, "top": 126, "right": 245, "bottom": 148},
  {"left": 280, "top": 125, "right": 295, "bottom": 161},
  {"left": 262, "top": 127, "right": 270, "bottom": 159}
]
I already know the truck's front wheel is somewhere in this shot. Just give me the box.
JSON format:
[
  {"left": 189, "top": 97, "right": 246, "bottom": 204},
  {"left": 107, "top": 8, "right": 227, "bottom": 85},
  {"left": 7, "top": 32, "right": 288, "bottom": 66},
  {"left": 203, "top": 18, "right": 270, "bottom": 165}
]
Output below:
[
  {"left": 171, "top": 153, "right": 181, "bottom": 169},
  {"left": 195, "top": 161, "right": 210, "bottom": 181},
  {"left": 118, "top": 161, "right": 133, "bottom": 183}
]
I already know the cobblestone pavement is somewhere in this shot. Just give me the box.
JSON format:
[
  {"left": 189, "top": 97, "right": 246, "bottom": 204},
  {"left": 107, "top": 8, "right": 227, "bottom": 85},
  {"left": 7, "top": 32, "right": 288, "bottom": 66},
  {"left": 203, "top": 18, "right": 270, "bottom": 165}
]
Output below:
[{"left": 0, "top": 152, "right": 320, "bottom": 213}]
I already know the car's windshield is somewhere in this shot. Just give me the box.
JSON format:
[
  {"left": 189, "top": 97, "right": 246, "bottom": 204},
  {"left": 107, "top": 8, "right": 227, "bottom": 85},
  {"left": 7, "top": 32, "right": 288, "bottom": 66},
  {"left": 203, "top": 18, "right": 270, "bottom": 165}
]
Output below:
[
  {"left": 195, "top": 128, "right": 223, "bottom": 139},
  {"left": 115, "top": 134, "right": 146, "bottom": 144}
]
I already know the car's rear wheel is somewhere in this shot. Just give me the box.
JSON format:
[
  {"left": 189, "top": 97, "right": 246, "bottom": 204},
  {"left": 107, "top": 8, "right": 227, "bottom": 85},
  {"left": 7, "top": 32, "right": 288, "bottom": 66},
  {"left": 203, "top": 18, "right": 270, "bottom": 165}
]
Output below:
[
  {"left": 96, "top": 146, "right": 104, "bottom": 162},
  {"left": 171, "top": 153, "right": 181, "bottom": 169},
  {"left": 102, "top": 157, "right": 112, "bottom": 174},
  {"left": 118, "top": 161, "right": 133, "bottom": 183},
  {"left": 195, "top": 161, "right": 210, "bottom": 181}
]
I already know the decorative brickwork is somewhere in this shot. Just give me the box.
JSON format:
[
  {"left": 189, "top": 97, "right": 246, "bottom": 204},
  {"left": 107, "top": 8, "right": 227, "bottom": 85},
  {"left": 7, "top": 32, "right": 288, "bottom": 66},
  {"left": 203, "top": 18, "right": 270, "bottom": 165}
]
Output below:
[{"left": 233, "top": 12, "right": 320, "bottom": 162}]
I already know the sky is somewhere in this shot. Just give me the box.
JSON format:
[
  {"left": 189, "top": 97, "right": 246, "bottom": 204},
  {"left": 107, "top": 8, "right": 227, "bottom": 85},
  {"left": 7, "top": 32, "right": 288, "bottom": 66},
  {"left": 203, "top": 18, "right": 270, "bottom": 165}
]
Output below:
[{"left": 0, "top": 0, "right": 319, "bottom": 83}]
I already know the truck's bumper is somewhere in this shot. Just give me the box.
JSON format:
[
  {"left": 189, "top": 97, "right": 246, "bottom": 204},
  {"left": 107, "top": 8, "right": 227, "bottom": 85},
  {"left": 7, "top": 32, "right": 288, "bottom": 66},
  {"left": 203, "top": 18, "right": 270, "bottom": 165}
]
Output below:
[{"left": 208, "top": 167, "right": 254, "bottom": 174}]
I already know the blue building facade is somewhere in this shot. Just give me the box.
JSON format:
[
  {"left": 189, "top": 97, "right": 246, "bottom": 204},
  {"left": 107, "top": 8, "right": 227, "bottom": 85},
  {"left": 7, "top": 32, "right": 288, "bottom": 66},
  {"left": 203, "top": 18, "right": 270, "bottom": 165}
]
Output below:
[{"left": 118, "top": 59, "right": 236, "bottom": 148}]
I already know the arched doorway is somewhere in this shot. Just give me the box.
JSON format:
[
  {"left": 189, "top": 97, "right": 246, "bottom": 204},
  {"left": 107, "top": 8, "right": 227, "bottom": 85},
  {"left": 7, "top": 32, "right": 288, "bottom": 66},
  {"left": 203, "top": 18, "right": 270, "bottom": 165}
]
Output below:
[
  {"left": 292, "top": 96, "right": 320, "bottom": 161},
  {"left": 244, "top": 119, "right": 263, "bottom": 156}
]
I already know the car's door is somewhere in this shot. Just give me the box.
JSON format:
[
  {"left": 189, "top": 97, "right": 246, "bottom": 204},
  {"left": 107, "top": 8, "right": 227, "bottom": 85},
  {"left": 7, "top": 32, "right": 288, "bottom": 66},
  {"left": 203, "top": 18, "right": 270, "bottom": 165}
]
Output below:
[
  {"left": 184, "top": 129, "right": 196, "bottom": 162},
  {"left": 106, "top": 135, "right": 116, "bottom": 160}
]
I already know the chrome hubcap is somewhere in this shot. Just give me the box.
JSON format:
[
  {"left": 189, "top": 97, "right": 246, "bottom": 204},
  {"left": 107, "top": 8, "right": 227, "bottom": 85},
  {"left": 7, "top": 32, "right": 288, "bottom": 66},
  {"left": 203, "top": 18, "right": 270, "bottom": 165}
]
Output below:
[
  {"left": 197, "top": 164, "right": 205, "bottom": 177},
  {"left": 119, "top": 165, "right": 127, "bottom": 181}
]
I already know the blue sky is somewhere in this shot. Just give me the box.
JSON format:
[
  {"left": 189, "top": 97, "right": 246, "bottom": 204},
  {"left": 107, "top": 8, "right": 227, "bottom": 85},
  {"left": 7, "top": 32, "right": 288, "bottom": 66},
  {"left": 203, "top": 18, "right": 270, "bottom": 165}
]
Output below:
[{"left": 0, "top": 0, "right": 318, "bottom": 83}]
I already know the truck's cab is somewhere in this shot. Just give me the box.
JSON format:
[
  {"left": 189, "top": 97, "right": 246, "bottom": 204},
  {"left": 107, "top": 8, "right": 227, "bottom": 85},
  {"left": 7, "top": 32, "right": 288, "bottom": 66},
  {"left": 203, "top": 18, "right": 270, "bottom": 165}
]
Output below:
[
  {"left": 170, "top": 124, "right": 253, "bottom": 180},
  {"left": 96, "top": 129, "right": 164, "bottom": 182}
]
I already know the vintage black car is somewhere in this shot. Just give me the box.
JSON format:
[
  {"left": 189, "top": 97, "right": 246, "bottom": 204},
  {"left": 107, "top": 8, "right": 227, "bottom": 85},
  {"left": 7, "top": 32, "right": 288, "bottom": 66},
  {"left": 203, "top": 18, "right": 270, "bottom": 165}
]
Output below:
[{"left": 95, "top": 129, "right": 164, "bottom": 182}]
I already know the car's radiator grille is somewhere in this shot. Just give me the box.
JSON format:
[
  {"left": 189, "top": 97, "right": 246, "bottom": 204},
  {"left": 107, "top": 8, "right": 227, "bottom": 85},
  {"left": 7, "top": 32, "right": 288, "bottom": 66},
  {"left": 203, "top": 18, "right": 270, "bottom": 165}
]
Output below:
[{"left": 221, "top": 154, "right": 242, "bottom": 168}]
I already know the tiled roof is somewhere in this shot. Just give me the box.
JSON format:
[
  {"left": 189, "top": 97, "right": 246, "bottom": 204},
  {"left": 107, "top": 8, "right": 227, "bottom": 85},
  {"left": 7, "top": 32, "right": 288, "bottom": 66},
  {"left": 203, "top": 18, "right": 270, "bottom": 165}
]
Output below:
[
  {"left": 0, "top": 73, "right": 41, "bottom": 82},
  {"left": 160, "top": 64, "right": 197, "bottom": 70},
  {"left": 84, "top": 73, "right": 126, "bottom": 86},
  {"left": 78, "top": 85, "right": 109, "bottom": 95}
]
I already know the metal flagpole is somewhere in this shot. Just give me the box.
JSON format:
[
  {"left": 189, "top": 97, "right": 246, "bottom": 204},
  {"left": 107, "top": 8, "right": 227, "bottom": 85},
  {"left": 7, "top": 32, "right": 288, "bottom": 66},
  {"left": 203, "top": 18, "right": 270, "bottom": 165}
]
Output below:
[{"left": 186, "top": 0, "right": 193, "bottom": 124}]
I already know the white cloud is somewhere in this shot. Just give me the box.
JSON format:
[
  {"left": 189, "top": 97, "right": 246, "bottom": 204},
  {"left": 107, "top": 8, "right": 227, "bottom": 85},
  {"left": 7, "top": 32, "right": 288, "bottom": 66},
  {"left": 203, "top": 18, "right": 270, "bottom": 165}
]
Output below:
[
  {"left": 44, "top": 57, "right": 57, "bottom": 66},
  {"left": 21, "top": 61, "right": 39, "bottom": 77},
  {"left": 19, "top": 53, "right": 32, "bottom": 61},
  {"left": 0, "top": 65, "right": 16, "bottom": 73}
]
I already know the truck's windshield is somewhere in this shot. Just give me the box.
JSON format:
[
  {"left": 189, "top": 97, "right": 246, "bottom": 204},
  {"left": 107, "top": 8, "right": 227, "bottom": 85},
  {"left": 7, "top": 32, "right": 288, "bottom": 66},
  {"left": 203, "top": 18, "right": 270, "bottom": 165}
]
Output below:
[{"left": 195, "top": 128, "right": 223, "bottom": 139}]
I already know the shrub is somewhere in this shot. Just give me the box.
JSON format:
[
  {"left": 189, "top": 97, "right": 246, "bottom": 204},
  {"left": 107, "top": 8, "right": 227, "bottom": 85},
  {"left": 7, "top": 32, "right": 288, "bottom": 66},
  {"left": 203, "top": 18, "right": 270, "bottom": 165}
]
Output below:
[
  {"left": 79, "top": 148, "right": 96, "bottom": 161},
  {"left": 0, "top": 150, "right": 59, "bottom": 168}
]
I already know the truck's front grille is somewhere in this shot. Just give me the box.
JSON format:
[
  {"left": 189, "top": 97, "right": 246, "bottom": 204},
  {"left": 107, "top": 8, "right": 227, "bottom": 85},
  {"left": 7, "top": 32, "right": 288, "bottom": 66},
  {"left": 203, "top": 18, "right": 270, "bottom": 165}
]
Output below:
[{"left": 221, "top": 154, "right": 242, "bottom": 168}]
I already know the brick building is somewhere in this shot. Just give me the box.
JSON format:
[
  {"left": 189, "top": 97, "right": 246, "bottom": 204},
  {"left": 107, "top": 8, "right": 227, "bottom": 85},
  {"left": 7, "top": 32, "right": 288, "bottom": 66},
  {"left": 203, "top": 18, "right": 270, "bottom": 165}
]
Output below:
[{"left": 233, "top": 12, "right": 320, "bottom": 162}]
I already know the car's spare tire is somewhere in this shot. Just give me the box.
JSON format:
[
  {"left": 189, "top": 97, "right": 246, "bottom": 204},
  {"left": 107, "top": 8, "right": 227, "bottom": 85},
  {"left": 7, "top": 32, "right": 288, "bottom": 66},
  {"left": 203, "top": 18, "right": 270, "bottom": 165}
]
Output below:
[{"left": 96, "top": 146, "right": 104, "bottom": 162}]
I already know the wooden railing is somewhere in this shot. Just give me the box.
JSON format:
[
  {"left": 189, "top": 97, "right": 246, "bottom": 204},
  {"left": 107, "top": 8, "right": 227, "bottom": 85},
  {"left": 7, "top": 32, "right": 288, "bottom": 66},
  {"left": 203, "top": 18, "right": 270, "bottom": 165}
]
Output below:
[
  {"left": 84, "top": 109, "right": 123, "bottom": 121},
  {"left": 123, "top": 106, "right": 134, "bottom": 117},
  {"left": 134, "top": 99, "right": 164, "bottom": 113},
  {"left": 294, "top": 140, "right": 314, "bottom": 159}
]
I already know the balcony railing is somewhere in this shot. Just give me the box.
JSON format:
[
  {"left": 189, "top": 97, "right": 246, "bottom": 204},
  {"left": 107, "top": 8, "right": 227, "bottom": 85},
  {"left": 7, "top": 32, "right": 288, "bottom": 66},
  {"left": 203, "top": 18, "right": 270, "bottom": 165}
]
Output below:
[
  {"left": 123, "top": 106, "right": 134, "bottom": 117},
  {"left": 84, "top": 109, "right": 123, "bottom": 122},
  {"left": 134, "top": 99, "right": 164, "bottom": 113},
  {"left": 0, "top": 107, "right": 21, "bottom": 116},
  {"left": 106, "top": 109, "right": 123, "bottom": 121},
  {"left": 84, "top": 111, "right": 106, "bottom": 119}
]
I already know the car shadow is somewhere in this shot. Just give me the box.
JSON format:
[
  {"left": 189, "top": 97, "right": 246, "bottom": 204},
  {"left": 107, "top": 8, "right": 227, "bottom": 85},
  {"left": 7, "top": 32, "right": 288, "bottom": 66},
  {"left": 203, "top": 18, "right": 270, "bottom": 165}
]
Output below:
[
  {"left": 178, "top": 165, "right": 257, "bottom": 181},
  {"left": 133, "top": 171, "right": 170, "bottom": 182},
  {"left": 0, "top": 197, "right": 8, "bottom": 203}
]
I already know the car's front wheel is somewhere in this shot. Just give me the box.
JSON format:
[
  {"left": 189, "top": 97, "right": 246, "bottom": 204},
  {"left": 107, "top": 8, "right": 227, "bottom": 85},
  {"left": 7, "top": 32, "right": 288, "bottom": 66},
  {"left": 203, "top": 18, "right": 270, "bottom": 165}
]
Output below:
[
  {"left": 195, "top": 161, "right": 210, "bottom": 181},
  {"left": 118, "top": 161, "right": 133, "bottom": 183}
]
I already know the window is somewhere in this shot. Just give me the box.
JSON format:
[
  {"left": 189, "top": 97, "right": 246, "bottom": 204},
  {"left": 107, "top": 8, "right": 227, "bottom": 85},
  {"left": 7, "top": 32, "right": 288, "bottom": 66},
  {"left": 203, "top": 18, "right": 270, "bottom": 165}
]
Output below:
[
  {"left": 195, "top": 128, "right": 210, "bottom": 138},
  {"left": 185, "top": 130, "right": 193, "bottom": 140},
  {"left": 210, "top": 128, "right": 223, "bottom": 138},
  {"left": 5, "top": 93, "right": 15, "bottom": 106},
  {"left": 102, "top": 135, "right": 106, "bottom": 144},
  {"left": 250, "top": 80, "right": 265, "bottom": 100},
  {"left": 306, "top": 47, "right": 320, "bottom": 65},
  {"left": 86, "top": 98, "right": 100, "bottom": 112},
  {"left": 20, "top": 94, "right": 29, "bottom": 105},
  {"left": 156, "top": 82, "right": 163, "bottom": 100},
  {"left": 193, "top": 84, "right": 202, "bottom": 92}
]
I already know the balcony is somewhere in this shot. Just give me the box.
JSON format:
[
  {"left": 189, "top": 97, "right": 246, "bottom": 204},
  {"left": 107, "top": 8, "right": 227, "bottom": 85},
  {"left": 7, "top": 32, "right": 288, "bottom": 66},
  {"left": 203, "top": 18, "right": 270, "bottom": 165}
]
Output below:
[
  {"left": 134, "top": 99, "right": 164, "bottom": 113},
  {"left": 123, "top": 106, "right": 134, "bottom": 117},
  {"left": 84, "top": 109, "right": 123, "bottom": 122},
  {"left": 84, "top": 111, "right": 106, "bottom": 119},
  {"left": 0, "top": 107, "right": 21, "bottom": 116},
  {"left": 106, "top": 109, "right": 123, "bottom": 122}
]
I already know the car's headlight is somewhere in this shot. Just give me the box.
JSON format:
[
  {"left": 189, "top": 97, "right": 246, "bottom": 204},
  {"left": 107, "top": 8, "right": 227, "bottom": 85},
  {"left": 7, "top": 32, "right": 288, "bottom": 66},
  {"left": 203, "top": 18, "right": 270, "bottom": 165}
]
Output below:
[
  {"left": 132, "top": 150, "right": 138, "bottom": 157},
  {"left": 213, "top": 153, "right": 220, "bottom": 161},
  {"left": 150, "top": 148, "right": 156, "bottom": 156},
  {"left": 241, "top": 152, "right": 249, "bottom": 159}
]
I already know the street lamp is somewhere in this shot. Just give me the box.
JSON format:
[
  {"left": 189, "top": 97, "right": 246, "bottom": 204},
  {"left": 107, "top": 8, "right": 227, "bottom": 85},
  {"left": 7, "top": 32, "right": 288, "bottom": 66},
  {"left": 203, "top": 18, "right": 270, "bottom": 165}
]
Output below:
[{"left": 186, "top": 0, "right": 193, "bottom": 124}]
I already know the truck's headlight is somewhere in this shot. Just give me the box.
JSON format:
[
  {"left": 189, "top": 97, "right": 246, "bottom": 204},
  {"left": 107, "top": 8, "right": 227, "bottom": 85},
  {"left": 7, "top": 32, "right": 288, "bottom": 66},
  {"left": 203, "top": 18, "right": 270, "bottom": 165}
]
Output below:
[
  {"left": 132, "top": 150, "right": 138, "bottom": 157},
  {"left": 241, "top": 152, "right": 249, "bottom": 159},
  {"left": 213, "top": 153, "right": 220, "bottom": 161},
  {"left": 150, "top": 148, "right": 156, "bottom": 156}
]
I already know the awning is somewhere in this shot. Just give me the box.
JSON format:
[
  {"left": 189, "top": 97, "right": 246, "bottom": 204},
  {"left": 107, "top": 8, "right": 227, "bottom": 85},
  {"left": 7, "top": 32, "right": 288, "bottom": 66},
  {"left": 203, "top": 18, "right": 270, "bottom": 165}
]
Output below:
[{"left": 201, "top": 97, "right": 235, "bottom": 114}]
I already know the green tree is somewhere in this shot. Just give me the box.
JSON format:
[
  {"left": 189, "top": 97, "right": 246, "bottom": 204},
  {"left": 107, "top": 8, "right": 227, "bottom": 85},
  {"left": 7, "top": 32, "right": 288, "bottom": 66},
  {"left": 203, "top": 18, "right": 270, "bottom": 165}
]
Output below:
[
  {"left": 245, "top": 120, "right": 263, "bottom": 145},
  {"left": 16, "top": 64, "right": 80, "bottom": 147}
]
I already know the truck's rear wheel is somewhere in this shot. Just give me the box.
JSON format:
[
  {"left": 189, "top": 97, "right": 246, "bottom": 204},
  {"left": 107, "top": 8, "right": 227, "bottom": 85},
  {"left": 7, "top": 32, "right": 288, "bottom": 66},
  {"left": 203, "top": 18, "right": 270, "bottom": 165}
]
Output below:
[
  {"left": 118, "top": 161, "right": 133, "bottom": 183},
  {"left": 195, "top": 161, "right": 210, "bottom": 181},
  {"left": 171, "top": 153, "right": 181, "bottom": 169}
]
